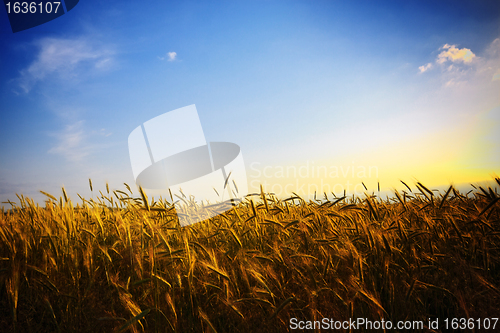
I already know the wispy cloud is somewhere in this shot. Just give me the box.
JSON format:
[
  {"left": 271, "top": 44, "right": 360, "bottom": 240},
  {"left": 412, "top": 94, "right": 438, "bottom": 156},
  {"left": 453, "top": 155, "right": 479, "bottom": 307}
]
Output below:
[
  {"left": 463, "top": 38, "right": 499, "bottom": 85},
  {"left": 48, "top": 121, "right": 90, "bottom": 162},
  {"left": 437, "top": 44, "right": 476, "bottom": 64},
  {"left": 493, "top": 70, "right": 500, "bottom": 81},
  {"left": 47, "top": 120, "right": 114, "bottom": 162},
  {"left": 14, "top": 37, "right": 114, "bottom": 93},
  {"left": 158, "top": 51, "right": 177, "bottom": 61},
  {"left": 418, "top": 63, "right": 432, "bottom": 73},
  {"left": 486, "top": 38, "right": 500, "bottom": 81}
]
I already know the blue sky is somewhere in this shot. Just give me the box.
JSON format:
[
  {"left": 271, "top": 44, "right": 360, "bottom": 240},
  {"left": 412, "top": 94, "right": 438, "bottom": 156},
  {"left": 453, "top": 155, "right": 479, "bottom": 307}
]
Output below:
[{"left": 1, "top": 0, "right": 499, "bottom": 205}]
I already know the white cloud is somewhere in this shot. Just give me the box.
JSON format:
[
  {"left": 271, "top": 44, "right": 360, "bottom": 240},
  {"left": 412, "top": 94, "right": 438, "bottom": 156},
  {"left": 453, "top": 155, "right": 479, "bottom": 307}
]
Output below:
[
  {"left": 418, "top": 38, "right": 500, "bottom": 88},
  {"left": 437, "top": 44, "right": 476, "bottom": 64},
  {"left": 158, "top": 51, "right": 177, "bottom": 61},
  {"left": 15, "top": 37, "right": 114, "bottom": 93},
  {"left": 418, "top": 63, "right": 432, "bottom": 73},
  {"left": 167, "top": 52, "right": 177, "bottom": 61},
  {"left": 419, "top": 43, "right": 477, "bottom": 73}
]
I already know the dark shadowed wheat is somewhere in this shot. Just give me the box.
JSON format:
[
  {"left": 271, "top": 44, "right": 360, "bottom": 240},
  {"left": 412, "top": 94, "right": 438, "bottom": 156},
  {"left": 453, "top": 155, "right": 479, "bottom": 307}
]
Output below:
[{"left": 0, "top": 177, "right": 499, "bottom": 332}]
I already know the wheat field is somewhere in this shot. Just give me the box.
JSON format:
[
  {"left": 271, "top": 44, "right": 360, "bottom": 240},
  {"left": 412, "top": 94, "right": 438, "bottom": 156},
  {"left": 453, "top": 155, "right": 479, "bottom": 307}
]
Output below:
[{"left": 1, "top": 178, "right": 499, "bottom": 332}]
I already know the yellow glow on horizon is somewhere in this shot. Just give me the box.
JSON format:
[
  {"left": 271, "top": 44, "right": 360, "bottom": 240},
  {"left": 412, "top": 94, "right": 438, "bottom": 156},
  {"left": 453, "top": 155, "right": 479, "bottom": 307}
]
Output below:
[{"left": 249, "top": 105, "right": 499, "bottom": 197}]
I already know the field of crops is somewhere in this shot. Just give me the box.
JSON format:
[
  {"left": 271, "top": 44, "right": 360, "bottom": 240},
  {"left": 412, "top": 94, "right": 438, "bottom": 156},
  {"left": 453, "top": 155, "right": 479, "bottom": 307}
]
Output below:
[{"left": 1, "top": 178, "right": 499, "bottom": 332}]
